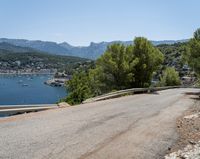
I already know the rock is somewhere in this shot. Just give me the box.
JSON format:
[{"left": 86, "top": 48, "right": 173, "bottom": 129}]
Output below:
[
  {"left": 184, "top": 113, "right": 200, "bottom": 119},
  {"left": 58, "top": 102, "right": 71, "bottom": 108},
  {"left": 189, "top": 140, "right": 196, "bottom": 145},
  {"left": 165, "top": 141, "right": 200, "bottom": 159}
]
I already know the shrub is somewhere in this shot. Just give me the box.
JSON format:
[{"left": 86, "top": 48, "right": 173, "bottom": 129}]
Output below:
[{"left": 159, "top": 67, "right": 181, "bottom": 86}]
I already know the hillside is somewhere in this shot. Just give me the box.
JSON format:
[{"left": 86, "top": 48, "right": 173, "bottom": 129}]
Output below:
[
  {"left": 0, "top": 38, "right": 188, "bottom": 59},
  {"left": 157, "top": 42, "right": 188, "bottom": 70},
  {"left": 0, "top": 42, "right": 36, "bottom": 53},
  {"left": 0, "top": 43, "right": 90, "bottom": 74},
  {"left": 0, "top": 41, "right": 189, "bottom": 75}
]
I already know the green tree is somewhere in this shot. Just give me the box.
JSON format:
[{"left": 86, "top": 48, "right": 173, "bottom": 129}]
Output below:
[
  {"left": 132, "top": 37, "right": 164, "bottom": 87},
  {"left": 179, "top": 28, "right": 200, "bottom": 89},
  {"left": 65, "top": 72, "right": 93, "bottom": 105},
  {"left": 160, "top": 67, "right": 181, "bottom": 86},
  {"left": 65, "top": 69, "right": 103, "bottom": 105},
  {"left": 183, "top": 28, "right": 200, "bottom": 77},
  {"left": 96, "top": 43, "right": 138, "bottom": 91},
  {"left": 65, "top": 37, "right": 164, "bottom": 105},
  {"left": 194, "top": 28, "right": 200, "bottom": 40}
]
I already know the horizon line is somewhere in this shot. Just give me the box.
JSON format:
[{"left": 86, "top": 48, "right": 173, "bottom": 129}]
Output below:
[{"left": 0, "top": 37, "right": 190, "bottom": 47}]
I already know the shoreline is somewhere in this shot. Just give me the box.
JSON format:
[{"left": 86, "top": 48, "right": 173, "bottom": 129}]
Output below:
[
  {"left": 0, "top": 72, "right": 55, "bottom": 75},
  {"left": 0, "top": 69, "right": 57, "bottom": 75}
]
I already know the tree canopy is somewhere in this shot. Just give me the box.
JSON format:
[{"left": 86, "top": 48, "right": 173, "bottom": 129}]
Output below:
[
  {"left": 95, "top": 43, "right": 135, "bottom": 90},
  {"left": 133, "top": 37, "right": 164, "bottom": 87},
  {"left": 187, "top": 28, "right": 200, "bottom": 76},
  {"left": 65, "top": 37, "right": 164, "bottom": 105},
  {"left": 194, "top": 28, "right": 200, "bottom": 40}
]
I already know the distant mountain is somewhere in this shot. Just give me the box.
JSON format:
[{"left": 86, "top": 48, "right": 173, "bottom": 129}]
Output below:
[
  {"left": 0, "top": 42, "right": 36, "bottom": 53},
  {"left": 0, "top": 38, "right": 188, "bottom": 59},
  {"left": 0, "top": 38, "right": 72, "bottom": 56}
]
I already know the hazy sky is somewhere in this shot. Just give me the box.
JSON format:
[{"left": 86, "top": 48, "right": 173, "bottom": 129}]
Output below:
[{"left": 0, "top": 0, "right": 200, "bottom": 46}]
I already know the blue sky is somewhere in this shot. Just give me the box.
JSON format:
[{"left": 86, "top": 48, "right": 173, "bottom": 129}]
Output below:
[{"left": 0, "top": 0, "right": 200, "bottom": 46}]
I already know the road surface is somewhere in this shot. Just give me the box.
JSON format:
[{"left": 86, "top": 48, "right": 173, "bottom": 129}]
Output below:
[{"left": 0, "top": 88, "right": 199, "bottom": 159}]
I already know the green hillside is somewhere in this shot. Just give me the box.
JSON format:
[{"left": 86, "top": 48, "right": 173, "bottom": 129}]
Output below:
[
  {"left": 0, "top": 43, "right": 91, "bottom": 74},
  {"left": 157, "top": 42, "right": 188, "bottom": 71}
]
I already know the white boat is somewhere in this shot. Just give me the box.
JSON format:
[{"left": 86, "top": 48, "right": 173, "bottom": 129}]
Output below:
[{"left": 22, "top": 84, "right": 29, "bottom": 87}]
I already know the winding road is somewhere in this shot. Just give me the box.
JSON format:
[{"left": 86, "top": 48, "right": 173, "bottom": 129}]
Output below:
[{"left": 0, "top": 88, "right": 199, "bottom": 159}]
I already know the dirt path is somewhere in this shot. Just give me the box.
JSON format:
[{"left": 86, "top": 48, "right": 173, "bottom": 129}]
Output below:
[{"left": 0, "top": 88, "right": 199, "bottom": 159}]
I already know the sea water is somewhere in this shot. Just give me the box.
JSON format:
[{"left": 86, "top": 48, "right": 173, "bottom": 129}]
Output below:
[{"left": 0, "top": 74, "right": 67, "bottom": 105}]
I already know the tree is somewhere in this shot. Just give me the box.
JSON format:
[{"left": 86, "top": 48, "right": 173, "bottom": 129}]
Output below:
[
  {"left": 65, "top": 37, "right": 164, "bottom": 105},
  {"left": 65, "top": 68, "right": 103, "bottom": 105},
  {"left": 65, "top": 72, "right": 94, "bottom": 105},
  {"left": 187, "top": 28, "right": 200, "bottom": 77},
  {"left": 160, "top": 67, "right": 181, "bottom": 86},
  {"left": 194, "top": 28, "right": 200, "bottom": 40},
  {"left": 132, "top": 37, "right": 164, "bottom": 87},
  {"left": 95, "top": 43, "right": 138, "bottom": 91}
]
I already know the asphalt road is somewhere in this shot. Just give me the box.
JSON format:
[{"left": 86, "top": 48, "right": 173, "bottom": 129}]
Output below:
[{"left": 0, "top": 88, "right": 199, "bottom": 159}]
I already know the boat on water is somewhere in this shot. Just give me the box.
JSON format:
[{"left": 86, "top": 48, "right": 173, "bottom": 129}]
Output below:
[
  {"left": 22, "top": 84, "right": 29, "bottom": 87},
  {"left": 18, "top": 80, "right": 23, "bottom": 84}
]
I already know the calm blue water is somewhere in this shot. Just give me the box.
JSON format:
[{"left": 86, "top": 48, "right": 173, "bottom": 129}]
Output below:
[{"left": 0, "top": 74, "right": 67, "bottom": 105}]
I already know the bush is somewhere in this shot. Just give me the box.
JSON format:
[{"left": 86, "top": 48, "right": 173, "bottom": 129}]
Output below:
[
  {"left": 64, "top": 72, "right": 93, "bottom": 105},
  {"left": 159, "top": 67, "right": 181, "bottom": 86}
]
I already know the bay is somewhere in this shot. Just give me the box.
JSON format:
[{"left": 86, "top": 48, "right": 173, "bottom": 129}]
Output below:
[{"left": 0, "top": 74, "right": 67, "bottom": 105}]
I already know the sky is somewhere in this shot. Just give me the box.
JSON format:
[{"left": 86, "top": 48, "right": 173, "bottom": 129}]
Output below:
[{"left": 0, "top": 0, "right": 200, "bottom": 46}]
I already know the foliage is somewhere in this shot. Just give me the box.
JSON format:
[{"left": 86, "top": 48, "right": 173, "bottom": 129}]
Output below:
[
  {"left": 95, "top": 44, "right": 136, "bottom": 91},
  {"left": 157, "top": 42, "right": 188, "bottom": 70},
  {"left": 65, "top": 72, "right": 93, "bottom": 105},
  {"left": 133, "top": 37, "right": 164, "bottom": 87},
  {"left": 159, "top": 67, "right": 181, "bottom": 86},
  {"left": 65, "top": 69, "right": 102, "bottom": 105},
  {"left": 94, "top": 38, "right": 164, "bottom": 89},
  {"left": 188, "top": 40, "right": 200, "bottom": 76},
  {"left": 64, "top": 61, "right": 95, "bottom": 75},
  {"left": 65, "top": 37, "right": 164, "bottom": 105},
  {"left": 184, "top": 28, "right": 200, "bottom": 76},
  {"left": 194, "top": 28, "right": 200, "bottom": 40}
]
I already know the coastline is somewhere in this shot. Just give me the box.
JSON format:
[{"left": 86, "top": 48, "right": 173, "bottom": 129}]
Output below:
[
  {"left": 0, "top": 69, "right": 57, "bottom": 75},
  {"left": 0, "top": 72, "right": 55, "bottom": 75}
]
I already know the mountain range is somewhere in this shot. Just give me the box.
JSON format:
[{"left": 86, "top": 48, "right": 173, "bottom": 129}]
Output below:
[{"left": 0, "top": 38, "right": 188, "bottom": 59}]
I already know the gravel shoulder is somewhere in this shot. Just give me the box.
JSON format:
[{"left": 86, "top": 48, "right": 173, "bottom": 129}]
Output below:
[{"left": 165, "top": 91, "right": 200, "bottom": 158}]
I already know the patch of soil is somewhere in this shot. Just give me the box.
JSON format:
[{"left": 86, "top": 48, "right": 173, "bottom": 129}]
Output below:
[
  {"left": 165, "top": 97, "right": 200, "bottom": 158},
  {"left": 173, "top": 100, "right": 200, "bottom": 151}
]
